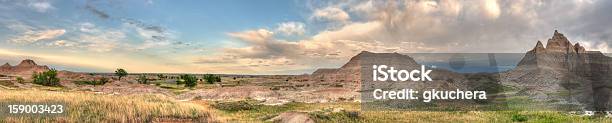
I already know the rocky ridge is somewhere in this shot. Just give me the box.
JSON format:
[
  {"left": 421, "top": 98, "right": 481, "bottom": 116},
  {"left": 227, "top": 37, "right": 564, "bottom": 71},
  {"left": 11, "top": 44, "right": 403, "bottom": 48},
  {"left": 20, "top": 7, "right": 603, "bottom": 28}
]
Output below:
[
  {"left": 503, "top": 30, "right": 612, "bottom": 110},
  {"left": 0, "top": 59, "right": 50, "bottom": 77}
]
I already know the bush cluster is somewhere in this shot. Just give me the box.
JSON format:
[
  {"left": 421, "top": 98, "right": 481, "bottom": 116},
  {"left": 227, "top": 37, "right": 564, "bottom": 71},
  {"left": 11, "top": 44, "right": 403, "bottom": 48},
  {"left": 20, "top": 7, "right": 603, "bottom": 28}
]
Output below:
[
  {"left": 211, "top": 100, "right": 260, "bottom": 112},
  {"left": 32, "top": 69, "right": 61, "bottom": 86},
  {"left": 180, "top": 74, "right": 197, "bottom": 88},
  {"left": 203, "top": 74, "right": 221, "bottom": 84},
  {"left": 74, "top": 77, "right": 109, "bottom": 86},
  {"left": 137, "top": 74, "right": 148, "bottom": 84}
]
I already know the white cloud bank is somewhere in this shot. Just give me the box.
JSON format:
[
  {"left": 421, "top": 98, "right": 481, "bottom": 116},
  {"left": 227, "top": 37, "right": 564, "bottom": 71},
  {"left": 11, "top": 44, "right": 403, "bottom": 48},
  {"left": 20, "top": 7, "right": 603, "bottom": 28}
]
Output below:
[{"left": 195, "top": 0, "right": 612, "bottom": 74}]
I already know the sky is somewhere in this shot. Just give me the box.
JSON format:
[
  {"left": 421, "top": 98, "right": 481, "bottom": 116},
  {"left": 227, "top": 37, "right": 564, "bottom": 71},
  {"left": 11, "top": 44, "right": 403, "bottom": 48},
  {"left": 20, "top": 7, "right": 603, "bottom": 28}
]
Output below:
[{"left": 0, "top": 0, "right": 611, "bottom": 74}]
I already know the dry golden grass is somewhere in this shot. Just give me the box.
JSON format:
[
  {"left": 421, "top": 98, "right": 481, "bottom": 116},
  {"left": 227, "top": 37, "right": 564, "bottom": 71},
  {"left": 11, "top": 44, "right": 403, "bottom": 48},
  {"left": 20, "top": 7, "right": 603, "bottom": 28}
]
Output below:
[
  {"left": 0, "top": 89, "right": 219, "bottom": 122},
  {"left": 206, "top": 101, "right": 612, "bottom": 123}
]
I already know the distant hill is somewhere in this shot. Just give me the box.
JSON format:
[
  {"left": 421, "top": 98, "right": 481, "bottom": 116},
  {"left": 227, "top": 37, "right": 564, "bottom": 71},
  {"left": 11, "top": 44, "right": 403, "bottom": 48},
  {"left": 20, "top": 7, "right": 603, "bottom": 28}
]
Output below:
[{"left": 0, "top": 59, "right": 50, "bottom": 77}]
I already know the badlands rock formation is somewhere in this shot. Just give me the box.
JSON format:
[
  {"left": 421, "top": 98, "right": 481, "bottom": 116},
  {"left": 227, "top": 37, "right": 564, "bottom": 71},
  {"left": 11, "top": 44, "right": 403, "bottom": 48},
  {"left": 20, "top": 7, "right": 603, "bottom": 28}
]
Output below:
[
  {"left": 505, "top": 30, "right": 611, "bottom": 88},
  {"left": 0, "top": 59, "right": 50, "bottom": 77},
  {"left": 503, "top": 30, "right": 612, "bottom": 110},
  {"left": 311, "top": 51, "right": 470, "bottom": 92},
  {"left": 310, "top": 51, "right": 422, "bottom": 83}
]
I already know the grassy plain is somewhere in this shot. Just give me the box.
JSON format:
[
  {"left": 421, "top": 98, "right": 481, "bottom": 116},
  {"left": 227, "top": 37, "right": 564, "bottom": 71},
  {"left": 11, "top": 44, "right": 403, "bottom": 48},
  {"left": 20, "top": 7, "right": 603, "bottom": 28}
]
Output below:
[{"left": 0, "top": 89, "right": 218, "bottom": 122}]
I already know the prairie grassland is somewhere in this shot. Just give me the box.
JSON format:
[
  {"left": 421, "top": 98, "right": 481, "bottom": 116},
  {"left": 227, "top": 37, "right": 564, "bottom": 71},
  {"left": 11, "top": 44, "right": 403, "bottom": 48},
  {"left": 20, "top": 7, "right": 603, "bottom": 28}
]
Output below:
[
  {"left": 0, "top": 89, "right": 219, "bottom": 122},
  {"left": 208, "top": 101, "right": 612, "bottom": 123}
]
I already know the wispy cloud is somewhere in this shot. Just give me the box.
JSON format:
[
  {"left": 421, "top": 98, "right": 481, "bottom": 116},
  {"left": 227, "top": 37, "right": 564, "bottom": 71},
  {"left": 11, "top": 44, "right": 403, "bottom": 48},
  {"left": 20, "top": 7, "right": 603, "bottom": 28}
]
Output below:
[
  {"left": 83, "top": 2, "right": 178, "bottom": 50},
  {"left": 28, "top": 1, "right": 54, "bottom": 13},
  {"left": 85, "top": 4, "right": 110, "bottom": 19},
  {"left": 276, "top": 22, "right": 306, "bottom": 36},
  {"left": 9, "top": 29, "right": 65, "bottom": 44},
  {"left": 311, "top": 7, "right": 350, "bottom": 22}
]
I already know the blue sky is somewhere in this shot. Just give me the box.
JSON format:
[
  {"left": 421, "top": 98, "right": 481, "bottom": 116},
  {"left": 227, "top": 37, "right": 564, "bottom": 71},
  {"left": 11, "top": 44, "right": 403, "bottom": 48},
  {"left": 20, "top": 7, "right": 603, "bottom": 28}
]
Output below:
[{"left": 0, "top": 0, "right": 611, "bottom": 74}]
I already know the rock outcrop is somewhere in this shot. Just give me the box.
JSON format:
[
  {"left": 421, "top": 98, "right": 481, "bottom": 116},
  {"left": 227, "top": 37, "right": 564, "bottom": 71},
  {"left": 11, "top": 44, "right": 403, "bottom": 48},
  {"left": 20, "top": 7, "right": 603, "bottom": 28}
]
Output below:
[
  {"left": 310, "top": 51, "right": 421, "bottom": 83},
  {"left": 310, "top": 51, "right": 470, "bottom": 93},
  {"left": 509, "top": 30, "right": 611, "bottom": 87},
  {"left": 503, "top": 30, "right": 612, "bottom": 111},
  {"left": 0, "top": 59, "right": 50, "bottom": 77}
]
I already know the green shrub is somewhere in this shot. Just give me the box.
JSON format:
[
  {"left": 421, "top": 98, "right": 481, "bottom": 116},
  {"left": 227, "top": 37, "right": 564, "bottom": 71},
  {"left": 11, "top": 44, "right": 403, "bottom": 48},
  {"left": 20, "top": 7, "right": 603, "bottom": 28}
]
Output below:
[
  {"left": 16, "top": 77, "right": 24, "bottom": 83},
  {"left": 181, "top": 74, "right": 197, "bottom": 88},
  {"left": 203, "top": 74, "right": 221, "bottom": 84},
  {"left": 32, "top": 69, "right": 61, "bottom": 86},
  {"left": 511, "top": 114, "right": 528, "bottom": 122},
  {"left": 211, "top": 100, "right": 260, "bottom": 112},
  {"left": 73, "top": 77, "right": 109, "bottom": 86},
  {"left": 137, "top": 74, "right": 148, "bottom": 84},
  {"left": 309, "top": 110, "right": 360, "bottom": 122}
]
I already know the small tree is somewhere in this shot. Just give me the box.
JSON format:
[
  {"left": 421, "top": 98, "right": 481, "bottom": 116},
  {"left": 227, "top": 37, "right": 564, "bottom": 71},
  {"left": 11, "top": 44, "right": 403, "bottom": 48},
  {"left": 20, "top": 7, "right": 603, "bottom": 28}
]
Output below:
[
  {"left": 137, "top": 74, "right": 148, "bottom": 84},
  {"left": 32, "top": 69, "right": 61, "bottom": 86},
  {"left": 115, "top": 68, "right": 128, "bottom": 80},
  {"left": 181, "top": 74, "right": 197, "bottom": 88}
]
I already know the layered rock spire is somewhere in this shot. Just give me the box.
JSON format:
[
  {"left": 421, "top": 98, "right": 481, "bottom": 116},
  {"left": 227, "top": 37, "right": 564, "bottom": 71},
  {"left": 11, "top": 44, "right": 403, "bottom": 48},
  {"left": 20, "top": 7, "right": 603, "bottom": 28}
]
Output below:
[{"left": 529, "top": 30, "right": 584, "bottom": 53}]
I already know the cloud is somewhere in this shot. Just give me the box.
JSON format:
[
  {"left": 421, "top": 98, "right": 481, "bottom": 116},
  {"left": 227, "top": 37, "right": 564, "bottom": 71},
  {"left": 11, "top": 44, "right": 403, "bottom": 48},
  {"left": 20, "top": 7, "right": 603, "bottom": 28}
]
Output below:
[
  {"left": 197, "top": 0, "right": 612, "bottom": 74},
  {"left": 50, "top": 40, "right": 76, "bottom": 47},
  {"left": 311, "top": 7, "right": 350, "bottom": 22},
  {"left": 9, "top": 29, "right": 65, "bottom": 44},
  {"left": 195, "top": 27, "right": 386, "bottom": 73},
  {"left": 228, "top": 29, "right": 274, "bottom": 44},
  {"left": 28, "top": 1, "right": 54, "bottom": 12},
  {"left": 482, "top": 0, "right": 501, "bottom": 19},
  {"left": 194, "top": 56, "right": 238, "bottom": 64},
  {"left": 79, "top": 22, "right": 97, "bottom": 33},
  {"left": 77, "top": 30, "right": 124, "bottom": 52},
  {"left": 83, "top": 0, "right": 176, "bottom": 50},
  {"left": 85, "top": 4, "right": 110, "bottom": 19},
  {"left": 35, "top": 23, "right": 125, "bottom": 52},
  {"left": 276, "top": 22, "right": 305, "bottom": 36},
  {"left": 120, "top": 19, "right": 178, "bottom": 50},
  {"left": 580, "top": 41, "right": 610, "bottom": 53},
  {"left": 0, "top": 0, "right": 56, "bottom": 12},
  {"left": 225, "top": 29, "right": 298, "bottom": 59}
]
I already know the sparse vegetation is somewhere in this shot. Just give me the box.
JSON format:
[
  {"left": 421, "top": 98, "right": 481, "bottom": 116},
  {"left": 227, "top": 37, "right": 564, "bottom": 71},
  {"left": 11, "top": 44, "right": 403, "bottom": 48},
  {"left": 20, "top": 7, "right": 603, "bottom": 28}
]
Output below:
[
  {"left": 211, "top": 100, "right": 260, "bottom": 112},
  {"left": 99, "top": 77, "right": 109, "bottom": 85},
  {"left": 157, "top": 74, "right": 167, "bottom": 80},
  {"left": 511, "top": 113, "right": 528, "bottom": 122},
  {"left": 176, "top": 79, "right": 185, "bottom": 86},
  {"left": 137, "top": 74, "right": 148, "bottom": 84},
  {"left": 16, "top": 77, "right": 24, "bottom": 83},
  {"left": 181, "top": 74, "right": 197, "bottom": 88},
  {"left": 0, "top": 80, "right": 18, "bottom": 88},
  {"left": 203, "top": 74, "right": 221, "bottom": 84},
  {"left": 114, "top": 68, "right": 128, "bottom": 80},
  {"left": 32, "top": 69, "right": 61, "bottom": 86},
  {"left": 73, "top": 77, "right": 109, "bottom": 86},
  {"left": 209, "top": 101, "right": 612, "bottom": 123}
]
